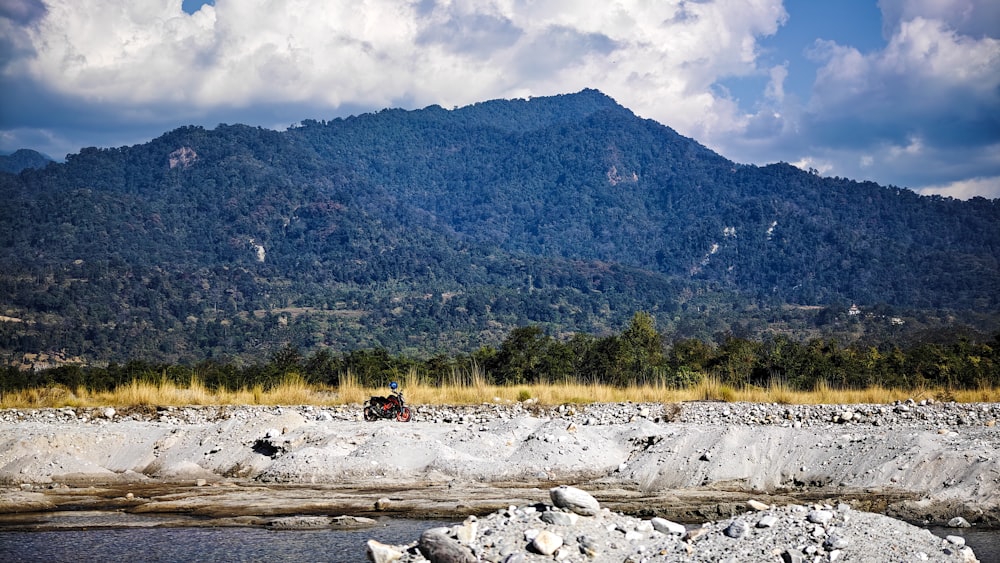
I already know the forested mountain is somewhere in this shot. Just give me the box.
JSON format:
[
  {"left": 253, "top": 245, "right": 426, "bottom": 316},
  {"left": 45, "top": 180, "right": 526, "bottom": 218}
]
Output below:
[
  {"left": 1, "top": 89, "right": 998, "bottom": 366},
  {"left": 0, "top": 149, "right": 52, "bottom": 174}
]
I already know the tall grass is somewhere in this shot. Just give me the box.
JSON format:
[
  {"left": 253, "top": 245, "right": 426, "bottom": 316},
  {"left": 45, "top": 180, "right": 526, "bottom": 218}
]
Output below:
[
  {"left": 1, "top": 374, "right": 997, "bottom": 409},
  {"left": 0, "top": 373, "right": 336, "bottom": 409},
  {"left": 335, "top": 371, "right": 369, "bottom": 405}
]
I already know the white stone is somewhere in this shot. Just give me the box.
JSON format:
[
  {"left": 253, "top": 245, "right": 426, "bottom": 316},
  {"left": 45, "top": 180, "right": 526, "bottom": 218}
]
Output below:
[
  {"left": 945, "top": 535, "right": 966, "bottom": 546},
  {"left": 549, "top": 485, "right": 600, "bottom": 516},
  {"left": 807, "top": 510, "right": 834, "bottom": 525},
  {"left": 531, "top": 530, "right": 564, "bottom": 555},
  {"left": 757, "top": 515, "right": 778, "bottom": 528},
  {"left": 366, "top": 540, "right": 403, "bottom": 563},
  {"left": 650, "top": 517, "right": 686, "bottom": 535},
  {"left": 454, "top": 516, "right": 477, "bottom": 544}
]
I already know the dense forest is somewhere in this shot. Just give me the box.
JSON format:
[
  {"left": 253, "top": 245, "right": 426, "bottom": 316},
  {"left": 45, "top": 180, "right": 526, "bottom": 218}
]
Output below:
[
  {"left": 3, "top": 313, "right": 996, "bottom": 394},
  {"left": 0, "top": 89, "right": 998, "bottom": 369}
]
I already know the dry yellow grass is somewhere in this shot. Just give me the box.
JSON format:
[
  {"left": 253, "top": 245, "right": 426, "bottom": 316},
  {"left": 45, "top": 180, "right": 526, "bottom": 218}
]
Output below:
[
  {"left": 1, "top": 374, "right": 997, "bottom": 409},
  {"left": 0, "top": 373, "right": 338, "bottom": 409}
]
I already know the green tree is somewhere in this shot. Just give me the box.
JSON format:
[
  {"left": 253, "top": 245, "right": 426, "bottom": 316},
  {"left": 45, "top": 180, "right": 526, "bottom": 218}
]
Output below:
[
  {"left": 711, "top": 336, "right": 761, "bottom": 387},
  {"left": 615, "top": 311, "right": 666, "bottom": 385},
  {"left": 669, "top": 338, "right": 714, "bottom": 373},
  {"left": 490, "top": 326, "right": 551, "bottom": 385},
  {"left": 270, "top": 344, "right": 304, "bottom": 375}
]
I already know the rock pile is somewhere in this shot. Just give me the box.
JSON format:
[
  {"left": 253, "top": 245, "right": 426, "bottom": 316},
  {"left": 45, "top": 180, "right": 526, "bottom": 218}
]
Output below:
[
  {"left": 370, "top": 486, "right": 979, "bottom": 563},
  {"left": 2, "top": 399, "right": 996, "bottom": 431}
]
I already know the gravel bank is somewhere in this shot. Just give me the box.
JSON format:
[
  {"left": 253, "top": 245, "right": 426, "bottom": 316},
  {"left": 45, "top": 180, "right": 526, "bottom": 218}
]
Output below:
[{"left": 1, "top": 400, "right": 996, "bottom": 560}]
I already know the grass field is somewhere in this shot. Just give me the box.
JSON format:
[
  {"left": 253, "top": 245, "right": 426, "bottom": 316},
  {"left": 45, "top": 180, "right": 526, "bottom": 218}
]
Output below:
[{"left": 1, "top": 372, "right": 997, "bottom": 409}]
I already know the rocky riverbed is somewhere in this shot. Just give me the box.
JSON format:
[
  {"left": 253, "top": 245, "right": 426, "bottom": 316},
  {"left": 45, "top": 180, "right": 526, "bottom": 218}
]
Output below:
[
  {"left": 0, "top": 400, "right": 996, "bottom": 560},
  {"left": 367, "top": 485, "right": 980, "bottom": 562}
]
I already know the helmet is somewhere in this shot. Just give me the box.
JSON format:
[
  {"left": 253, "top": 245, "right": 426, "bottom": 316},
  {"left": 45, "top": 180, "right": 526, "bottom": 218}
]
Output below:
[{"left": 389, "top": 381, "right": 398, "bottom": 390}]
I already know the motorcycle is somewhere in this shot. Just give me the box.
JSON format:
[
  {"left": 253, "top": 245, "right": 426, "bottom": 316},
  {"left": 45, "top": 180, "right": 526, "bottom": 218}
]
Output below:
[{"left": 363, "top": 381, "right": 412, "bottom": 422}]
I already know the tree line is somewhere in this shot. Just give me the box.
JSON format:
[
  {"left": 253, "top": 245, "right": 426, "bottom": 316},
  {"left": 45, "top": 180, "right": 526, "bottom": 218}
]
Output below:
[{"left": 2, "top": 313, "right": 997, "bottom": 395}]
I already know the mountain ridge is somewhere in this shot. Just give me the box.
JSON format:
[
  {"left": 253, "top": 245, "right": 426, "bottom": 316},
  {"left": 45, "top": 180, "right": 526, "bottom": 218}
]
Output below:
[
  {"left": 1, "top": 90, "right": 997, "bottom": 364},
  {"left": 0, "top": 148, "right": 53, "bottom": 174}
]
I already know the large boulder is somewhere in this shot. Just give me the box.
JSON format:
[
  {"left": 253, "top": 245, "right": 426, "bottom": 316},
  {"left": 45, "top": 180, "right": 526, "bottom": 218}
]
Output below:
[
  {"left": 418, "top": 527, "right": 476, "bottom": 563},
  {"left": 549, "top": 485, "right": 600, "bottom": 516}
]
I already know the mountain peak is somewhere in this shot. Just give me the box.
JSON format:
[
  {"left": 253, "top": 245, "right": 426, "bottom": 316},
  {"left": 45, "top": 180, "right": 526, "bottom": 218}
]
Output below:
[
  {"left": 448, "top": 88, "right": 629, "bottom": 132},
  {"left": 0, "top": 148, "right": 53, "bottom": 174}
]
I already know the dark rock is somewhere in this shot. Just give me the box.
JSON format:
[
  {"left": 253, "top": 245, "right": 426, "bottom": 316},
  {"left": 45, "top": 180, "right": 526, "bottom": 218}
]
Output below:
[
  {"left": 723, "top": 519, "right": 749, "bottom": 539},
  {"left": 419, "top": 527, "right": 476, "bottom": 563},
  {"left": 577, "top": 535, "right": 600, "bottom": 557},
  {"left": 540, "top": 510, "right": 578, "bottom": 526}
]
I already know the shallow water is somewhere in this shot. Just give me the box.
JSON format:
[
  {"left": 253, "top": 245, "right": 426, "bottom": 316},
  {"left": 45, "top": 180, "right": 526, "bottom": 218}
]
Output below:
[
  {"left": 927, "top": 526, "right": 1000, "bottom": 563},
  {"left": 0, "top": 519, "right": 450, "bottom": 563},
  {"left": 0, "top": 521, "right": 996, "bottom": 562}
]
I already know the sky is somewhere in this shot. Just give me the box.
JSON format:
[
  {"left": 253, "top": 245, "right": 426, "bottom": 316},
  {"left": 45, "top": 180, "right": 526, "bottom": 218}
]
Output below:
[{"left": 1, "top": 0, "right": 998, "bottom": 199}]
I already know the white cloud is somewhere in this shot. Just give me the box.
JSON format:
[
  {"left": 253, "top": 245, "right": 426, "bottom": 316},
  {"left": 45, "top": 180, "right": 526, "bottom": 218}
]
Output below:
[
  {"left": 8, "top": 0, "right": 787, "bottom": 138},
  {"left": 807, "top": 16, "right": 1000, "bottom": 120},
  {"left": 764, "top": 63, "right": 787, "bottom": 103},
  {"left": 877, "top": 0, "right": 1000, "bottom": 38},
  {"left": 887, "top": 135, "right": 924, "bottom": 158},
  {"left": 917, "top": 176, "right": 1000, "bottom": 200},
  {"left": 790, "top": 156, "right": 832, "bottom": 176},
  {"left": 720, "top": 1, "right": 999, "bottom": 196},
  {"left": 2, "top": 0, "right": 998, "bottom": 197}
]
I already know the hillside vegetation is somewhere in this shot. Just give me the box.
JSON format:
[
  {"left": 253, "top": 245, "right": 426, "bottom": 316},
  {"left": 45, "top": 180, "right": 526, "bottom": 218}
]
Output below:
[
  {"left": 1, "top": 90, "right": 998, "bottom": 366},
  {"left": 0, "top": 148, "right": 52, "bottom": 174},
  {"left": 3, "top": 311, "right": 997, "bottom": 408}
]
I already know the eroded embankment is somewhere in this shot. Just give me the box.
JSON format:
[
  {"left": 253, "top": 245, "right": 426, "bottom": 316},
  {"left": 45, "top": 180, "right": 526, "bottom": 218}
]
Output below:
[{"left": 0, "top": 401, "right": 997, "bottom": 528}]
